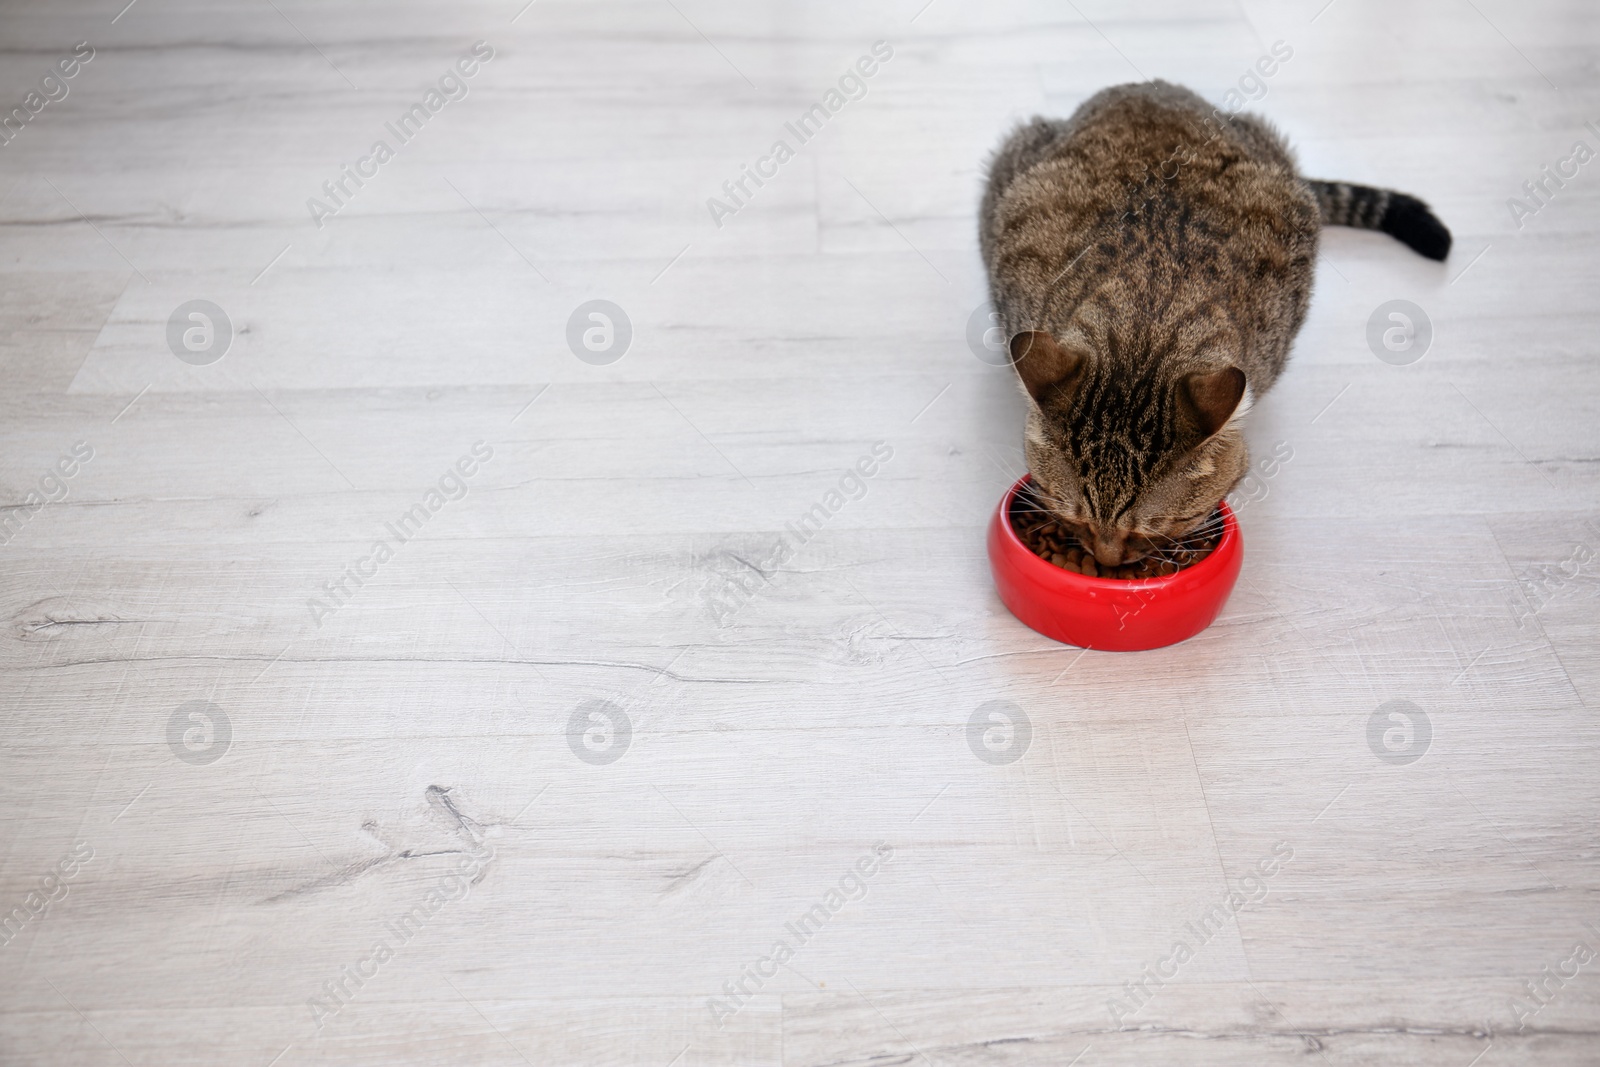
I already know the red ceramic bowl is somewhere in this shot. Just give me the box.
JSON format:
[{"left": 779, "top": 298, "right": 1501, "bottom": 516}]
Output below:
[{"left": 987, "top": 475, "right": 1242, "bottom": 651}]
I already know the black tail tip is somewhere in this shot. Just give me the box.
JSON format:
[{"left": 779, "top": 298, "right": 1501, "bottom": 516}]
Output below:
[{"left": 1382, "top": 193, "right": 1452, "bottom": 261}]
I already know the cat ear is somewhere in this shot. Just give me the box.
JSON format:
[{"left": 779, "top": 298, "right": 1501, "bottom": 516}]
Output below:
[
  {"left": 1009, "top": 331, "right": 1085, "bottom": 405},
  {"left": 1178, "top": 366, "right": 1247, "bottom": 438}
]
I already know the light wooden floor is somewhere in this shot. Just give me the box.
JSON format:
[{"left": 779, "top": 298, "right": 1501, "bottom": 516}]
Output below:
[{"left": 3, "top": 0, "right": 1598, "bottom": 1063}]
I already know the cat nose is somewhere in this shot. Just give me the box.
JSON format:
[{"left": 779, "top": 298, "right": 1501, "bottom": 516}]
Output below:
[{"left": 1090, "top": 531, "right": 1127, "bottom": 568}]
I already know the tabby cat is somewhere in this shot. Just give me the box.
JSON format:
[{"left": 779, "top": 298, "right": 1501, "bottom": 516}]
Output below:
[{"left": 980, "top": 80, "right": 1449, "bottom": 567}]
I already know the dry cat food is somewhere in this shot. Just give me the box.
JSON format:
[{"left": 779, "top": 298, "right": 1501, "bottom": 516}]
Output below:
[{"left": 1009, "top": 483, "right": 1223, "bottom": 580}]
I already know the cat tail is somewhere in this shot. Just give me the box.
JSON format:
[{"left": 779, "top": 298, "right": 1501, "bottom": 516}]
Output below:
[{"left": 1306, "top": 180, "right": 1452, "bottom": 261}]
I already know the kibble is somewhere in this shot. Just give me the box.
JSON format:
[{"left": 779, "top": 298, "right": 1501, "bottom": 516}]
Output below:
[{"left": 1009, "top": 484, "right": 1222, "bottom": 580}]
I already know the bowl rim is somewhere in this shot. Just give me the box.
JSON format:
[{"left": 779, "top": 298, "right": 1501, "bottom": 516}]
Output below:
[{"left": 997, "top": 474, "right": 1240, "bottom": 590}]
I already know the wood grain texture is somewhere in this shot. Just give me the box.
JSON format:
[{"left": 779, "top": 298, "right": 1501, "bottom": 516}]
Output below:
[{"left": 2, "top": 0, "right": 1598, "bottom": 1064}]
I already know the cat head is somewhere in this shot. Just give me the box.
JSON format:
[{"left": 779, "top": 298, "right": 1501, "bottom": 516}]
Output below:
[{"left": 1010, "top": 329, "right": 1249, "bottom": 567}]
